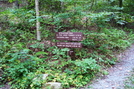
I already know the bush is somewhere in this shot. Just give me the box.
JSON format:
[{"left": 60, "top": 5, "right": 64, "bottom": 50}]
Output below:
[
  {"left": 82, "top": 28, "right": 131, "bottom": 52},
  {"left": 2, "top": 49, "right": 46, "bottom": 89}
]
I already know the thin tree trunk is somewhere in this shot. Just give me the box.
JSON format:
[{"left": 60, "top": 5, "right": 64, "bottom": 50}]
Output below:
[
  {"left": 119, "top": 0, "right": 123, "bottom": 8},
  {"left": 73, "top": 3, "right": 76, "bottom": 28},
  {"left": 90, "top": 0, "right": 95, "bottom": 11},
  {"left": 15, "top": 0, "right": 19, "bottom": 8},
  {"left": 35, "top": 0, "right": 41, "bottom": 40},
  {"left": 119, "top": 0, "right": 123, "bottom": 12},
  {"left": 61, "top": 1, "right": 64, "bottom": 12}
]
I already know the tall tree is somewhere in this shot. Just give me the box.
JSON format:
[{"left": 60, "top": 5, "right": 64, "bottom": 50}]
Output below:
[
  {"left": 15, "top": 0, "right": 19, "bottom": 8},
  {"left": 119, "top": 0, "right": 123, "bottom": 8},
  {"left": 35, "top": 0, "right": 41, "bottom": 40}
]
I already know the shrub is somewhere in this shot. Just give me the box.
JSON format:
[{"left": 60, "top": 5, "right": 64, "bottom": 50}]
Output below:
[{"left": 82, "top": 28, "right": 131, "bottom": 52}]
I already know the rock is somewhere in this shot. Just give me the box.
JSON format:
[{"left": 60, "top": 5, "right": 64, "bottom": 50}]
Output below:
[
  {"left": 69, "top": 88, "right": 76, "bottom": 89},
  {"left": 118, "top": 67, "right": 123, "bottom": 70},
  {"left": 42, "top": 74, "right": 48, "bottom": 80},
  {"left": 33, "top": 74, "right": 48, "bottom": 83},
  {"left": 42, "top": 82, "right": 62, "bottom": 89}
]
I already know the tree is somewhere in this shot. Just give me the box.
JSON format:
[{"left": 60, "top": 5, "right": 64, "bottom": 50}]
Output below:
[
  {"left": 35, "top": 0, "right": 41, "bottom": 40},
  {"left": 119, "top": 0, "right": 123, "bottom": 8}
]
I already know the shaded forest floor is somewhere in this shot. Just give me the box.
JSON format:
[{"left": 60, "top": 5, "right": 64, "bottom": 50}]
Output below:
[
  {"left": 0, "top": 2, "right": 134, "bottom": 88},
  {"left": 1, "top": 44, "right": 134, "bottom": 89}
]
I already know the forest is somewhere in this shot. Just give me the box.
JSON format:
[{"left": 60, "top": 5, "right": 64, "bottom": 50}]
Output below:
[{"left": 0, "top": 0, "right": 134, "bottom": 89}]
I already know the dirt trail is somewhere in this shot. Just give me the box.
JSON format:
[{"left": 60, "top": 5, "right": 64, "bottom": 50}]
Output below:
[{"left": 86, "top": 44, "right": 134, "bottom": 89}]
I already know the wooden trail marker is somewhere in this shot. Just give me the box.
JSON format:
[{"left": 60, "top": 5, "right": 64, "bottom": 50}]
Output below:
[
  {"left": 56, "top": 42, "right": 82, "bottom": 48},
  {"left": 56, "top": 32, "right": 83, "bottom": 41},
  {"left": 55, "top": 32, "right": 83, "bottom": 57}
]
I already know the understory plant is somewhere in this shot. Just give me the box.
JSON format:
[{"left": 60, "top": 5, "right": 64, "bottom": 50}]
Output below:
[
  {"left": 124, "top": 69, "right": 134, "bottom": 89},
  {"left": 1, "top": 6, "right": 134, "bottom": 89}
]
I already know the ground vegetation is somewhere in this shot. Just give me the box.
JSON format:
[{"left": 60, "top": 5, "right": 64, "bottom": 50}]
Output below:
[{"left": 0, "top": 0, "right": 134, "bottom": 88}]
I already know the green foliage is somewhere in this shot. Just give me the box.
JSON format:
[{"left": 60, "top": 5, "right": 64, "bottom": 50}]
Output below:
[
  {"left": 8, "top": 0, "right": 16, "bottom": 3},
  {"left": 2, "top": 49, "right": 46, "bottom": 89},
  {"left": 82, "top": 28, "right": 131, "bottom": 51},
  {"left": 124, "top": 0, "right": 134, "bottom": 15},
  {"left": 1, "top": 1, "right": 134, "bottom": 89},
  {"left": 124, "top": 69, "right": 134, "bottom": 89},
  {"left": 0, "top": 9, "right": 36, "bottom": 32},
  {"left": 87, "top": 12, "right": 112, "bottom": 28},
  {"left": 111, "top": 12, "right": 132, "bottom": 26},
  {"left": 42, "top": 0, "right": 63, "bottom": 13},
  {"left": 73, "top": 58, "right": 100, "bottom": 74},
  {"left": 0, "top": 38, "right": 11, "bottom": 57},
  {"left": 35, "top": 51, "right": 48, "bottom": 56},
  {"left": 51, "top": 47, "right": 70, "bottom": 60},
  {"left": 41, "top": 30, "right": 52, "bottom": 39},
  {"left": 30, "top": 42, "right": 44, "bottom": 50}
]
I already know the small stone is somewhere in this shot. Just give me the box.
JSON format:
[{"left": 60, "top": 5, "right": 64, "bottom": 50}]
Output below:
[
  {"left": 118, "top": 67, "right": 122, "bottom": 70},
  {"left": 105, "top": 85, "right": 109, "bottom": 88},
  {"left": 70, "top": 88, "right": 76, "bottom": 89},
  {"left": 43, "top": 82, "right": 62, "bottom": 89},
  {"left": 33, "top": 74, "right": 48, "bottom": 82},
  {"left": 42, "top": 74, "right": 48, "bottom": 80},
  {"left": 112, "top": 86, "right": 116, "bottom": 89},
  {"left": 126, "top": 70, "right": 130, "bottom": 72}
]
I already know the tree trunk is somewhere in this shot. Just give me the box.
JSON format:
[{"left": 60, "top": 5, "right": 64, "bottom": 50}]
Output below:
[
  {"left": 119, "top": 0, "right": 123, "bottom": 8},
  {"left": 61, "top": 1, "right": 64, "bottom": 12},
  {"left": 35, "top": 0, "right": 41, "bottom": 40},
  {"left": 13, "top": 0, "right": 19, "bottom": 8},
  {"left": 90, "top": 0, "right": 95, "bottom": 10},
  {"left": 15, "top": 0, "right": 19, "bottom": 8}
]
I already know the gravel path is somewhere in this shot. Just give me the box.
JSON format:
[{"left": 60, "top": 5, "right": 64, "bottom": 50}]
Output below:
[{"left": 86, "top": 44, "right": 134, "bottom": 89}]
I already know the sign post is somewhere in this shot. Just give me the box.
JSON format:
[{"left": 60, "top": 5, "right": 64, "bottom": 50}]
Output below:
[{"left": 55, "top": 32, "right": 83, "bottom": 57}]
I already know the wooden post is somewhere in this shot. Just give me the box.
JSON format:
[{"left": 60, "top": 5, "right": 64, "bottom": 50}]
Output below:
[{"left": 35, "top": 0, "right": 41, "bottom": 40}]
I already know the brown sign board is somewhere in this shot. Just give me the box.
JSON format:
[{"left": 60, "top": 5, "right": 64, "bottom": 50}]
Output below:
[
  {"left": 56, "top": 32, "right": 83, "bottom": 41},
  {"left": 56, "top": 42, "right": 82, "bottom": 48}
]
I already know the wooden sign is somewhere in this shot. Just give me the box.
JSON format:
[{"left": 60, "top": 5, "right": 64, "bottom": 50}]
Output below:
[
  {"left": 56, "top": 42, "right": 82, "bottom": 48},
  {"left": 56, "top": 32, "right": 83, "bottom": 41}
]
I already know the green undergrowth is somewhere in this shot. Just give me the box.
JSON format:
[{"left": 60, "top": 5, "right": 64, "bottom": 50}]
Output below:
[
  {"left": 124, "top": 69, "right": 134, "bottom": 89},
  {"left": 0, "top": 9, "right": 134, "bottom": 89},
  {"left": 1, "top": 27, "right": 134, "bottom": 89}
]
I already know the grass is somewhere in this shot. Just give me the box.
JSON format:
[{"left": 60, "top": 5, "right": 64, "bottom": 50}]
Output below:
[{"left": 124, "top": 69, "right": 134, "bottom": 89}]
